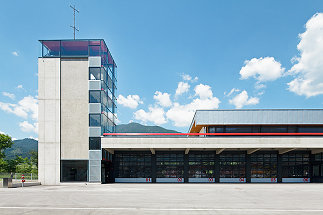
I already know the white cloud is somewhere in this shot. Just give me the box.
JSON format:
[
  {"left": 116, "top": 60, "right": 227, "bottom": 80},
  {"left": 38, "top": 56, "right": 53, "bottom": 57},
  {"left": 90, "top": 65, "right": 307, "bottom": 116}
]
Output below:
[
  {"left": 0, "top": 95, "right": 38, "bottom": 120},
  {"left": 19, "top": 121, "right": 38, "bottom": 133},
  {"left": 0, "top": 131, "right": 4, "bottom": 134},
  {"left": 117, "top": 94, "right": 143, "bottom": 109},
  {"left": 2, "top": 92, "right": 15, "bottom": 100},
  {"left": 288, "top": 13, "right": 323, "bottom": 97},
  {"left": 167, "top": 84, "right": 220, "bottom": 127},
  {"left": 240, "top": 57, "right": 285, "bottom": 82},
  {"left": 154, "top": 91, "right": 172, "bottom": 107},
  {"left": 175, "top": 82, "right": 190, "bottom": 96},
  {"left": 229, "top": 90, "right": 259, "bottom": 109},
  {"left": 134, "top": 106, "right": 166, "bottom": 125},
  {"left": 181, "top": 74, "right": 198, "bottom": 82},
  {"left": 12, "top": 51, "right": 19, "bottom": 56},
  {"left": 194, "top": 84, "right": 213, "bottom": 99},
  {"left": 17, "top": 85, "right": 23, "bottom": 89},
  {"left": 225, "top": 88, "right": 240, "bottom": 97}
]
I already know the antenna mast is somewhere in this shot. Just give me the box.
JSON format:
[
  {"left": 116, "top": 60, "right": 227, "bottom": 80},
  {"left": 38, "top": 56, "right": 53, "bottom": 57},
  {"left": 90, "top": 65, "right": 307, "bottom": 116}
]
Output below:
[{"left": 70, "top": 5, "right": 79, "bottom": 40}]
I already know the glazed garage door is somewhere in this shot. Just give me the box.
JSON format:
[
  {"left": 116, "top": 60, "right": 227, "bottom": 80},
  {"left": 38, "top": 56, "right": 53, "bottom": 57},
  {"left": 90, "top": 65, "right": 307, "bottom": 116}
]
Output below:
[
  {"left": 114, "top": 151, "right": 152, "bottom": 183},
  {"left": 156, "top": 152, "right": 184, "bottom": 183},
  {"left": 219, "top": 153, "right": 246, "bottom": 183},
  {"left": 188, "top": 152, "right": 215, "bottom": 183}
]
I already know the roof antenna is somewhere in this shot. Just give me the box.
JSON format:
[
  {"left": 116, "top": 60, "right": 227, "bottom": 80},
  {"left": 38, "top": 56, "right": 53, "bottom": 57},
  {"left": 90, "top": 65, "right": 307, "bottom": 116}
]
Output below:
[{"left": 70, "top": 5, "right": 79, "bottom": 40}]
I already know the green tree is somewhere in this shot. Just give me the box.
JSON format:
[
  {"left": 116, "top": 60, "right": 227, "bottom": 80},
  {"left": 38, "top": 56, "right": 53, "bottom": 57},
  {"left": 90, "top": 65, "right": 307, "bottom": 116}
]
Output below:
[
  {"left": 30, "top": 150, "right": 38, "bottom": 166},
  {"left": 0, "top": 134, "right": 14, "bottom": 171}
]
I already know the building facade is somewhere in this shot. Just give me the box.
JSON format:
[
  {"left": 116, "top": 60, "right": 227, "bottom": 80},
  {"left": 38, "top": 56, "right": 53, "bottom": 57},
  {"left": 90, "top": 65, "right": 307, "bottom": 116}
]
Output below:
[
  {"left": 102, "top": 110, "right": 323, "bottom": 183},
  {"left": 38, "top": 40, "right": 323, "bottom": 185},
  {"left": 38, "top": 39, "right": 117, "bottom": 185}
]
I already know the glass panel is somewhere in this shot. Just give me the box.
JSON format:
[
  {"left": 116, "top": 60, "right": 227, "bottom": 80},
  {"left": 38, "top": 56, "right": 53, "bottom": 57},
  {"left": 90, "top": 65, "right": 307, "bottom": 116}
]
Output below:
[
  {"left": 298, "top": 126, "right": 323, "bottom": 133},
  {"left": 261, "top": 126, "right": 288, "bottom": 133},
  {"left": 89, "top": 91, "right": 100, "bottom": 103},
  {"left": 89, "top": 114, "right": 101, "bottom": 126},
  {"left": 114, "top": 152, "right": 151, "bottom": 178},
  {"left": 61, "top": 160, "right": 88, "bottom": 182},
  {"left": 89, "top": 137, "right": 101, "bottom": 150},
  {"left": 41, "top": 41, "right": 60, "bottom": 57},
  {"left": 156, "top": 152, "right": 184, "bottom": 178},
  {"left": 61, "top": 40, "right": 88, "bottom": 56},
  {"left": 89, "top": 68, "right": 101, "bottom": 80},
  {"left": 208, "top": 126, "right": 224, "bottom": 133},
  {"left": 226, "top": 126, "right": 252, "bottom": 133}
]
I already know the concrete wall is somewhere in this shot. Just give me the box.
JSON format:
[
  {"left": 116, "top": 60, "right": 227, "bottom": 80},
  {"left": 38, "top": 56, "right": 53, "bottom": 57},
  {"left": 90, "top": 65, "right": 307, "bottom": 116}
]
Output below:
[
  {"left": 60, "top": 59, "right": 89, "bottom": 159},
  {"left": 101, "top": 137, "right": 323, "bottom": 150},
  {"left": 38, "top": 58, "right": 61, "bottom": 185}
]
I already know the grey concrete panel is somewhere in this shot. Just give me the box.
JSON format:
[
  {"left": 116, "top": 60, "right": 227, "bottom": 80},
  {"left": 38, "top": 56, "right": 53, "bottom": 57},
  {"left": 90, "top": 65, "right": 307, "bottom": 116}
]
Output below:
[
  {"left": 60, "top": 59, "right": 89, "bottom": 160},
  {"left": 89, "top": 103, "right": 101, "bottom": 114},
  {"left": 89, "top": 150, "right": 102, "bottom": 160},
  {"left": 89, "top": 80, "right": 101, "bottom": 90},
  {"left": 89, "top": 160, "right": 101, "bottom": 182},
  {"left": 88, "top": 56, "right": 101, "bottom": 67},
  {"left": 89, "top": 127, "right": 101, "bottom": 137}
]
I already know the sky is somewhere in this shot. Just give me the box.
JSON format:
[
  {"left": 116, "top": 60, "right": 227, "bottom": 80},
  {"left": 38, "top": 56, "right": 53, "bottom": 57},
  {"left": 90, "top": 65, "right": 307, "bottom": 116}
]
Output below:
[{"left": 1, "top": 0, "right": 323, "bottom": 139}]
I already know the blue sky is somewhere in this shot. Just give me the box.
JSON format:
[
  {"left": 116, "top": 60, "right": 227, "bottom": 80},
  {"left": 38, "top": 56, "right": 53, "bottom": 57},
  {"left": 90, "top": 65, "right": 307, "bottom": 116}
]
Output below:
[{"left": 1, "top": 0, "right": 323, "bottom": 139}]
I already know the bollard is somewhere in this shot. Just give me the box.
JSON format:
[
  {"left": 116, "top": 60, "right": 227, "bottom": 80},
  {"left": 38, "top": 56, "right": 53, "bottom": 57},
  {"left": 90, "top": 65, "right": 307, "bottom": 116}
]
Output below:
[{"left": 21, "top": 174, "right": 25, "bottom": 187}]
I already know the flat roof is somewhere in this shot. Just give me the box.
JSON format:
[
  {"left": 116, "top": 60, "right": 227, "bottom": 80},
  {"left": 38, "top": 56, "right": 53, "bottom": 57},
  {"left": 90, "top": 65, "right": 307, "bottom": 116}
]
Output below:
[{"left": 39, "top": 39, "right": 117, "bottom": 66}]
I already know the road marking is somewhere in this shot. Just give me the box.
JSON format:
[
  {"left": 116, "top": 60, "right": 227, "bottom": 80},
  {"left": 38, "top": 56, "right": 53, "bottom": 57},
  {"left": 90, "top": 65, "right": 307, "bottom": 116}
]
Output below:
[{"left": 0, "top": 207, "right": 323, "bottom": 212}]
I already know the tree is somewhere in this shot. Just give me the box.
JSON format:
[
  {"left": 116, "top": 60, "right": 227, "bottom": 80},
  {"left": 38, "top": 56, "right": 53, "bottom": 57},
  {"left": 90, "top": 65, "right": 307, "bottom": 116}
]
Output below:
[
  {"left": 30, "top": 150, "right": 38, "bottom": 166},
  {"left": 0, "top": 134, "right": 14, "bottom": 171}
]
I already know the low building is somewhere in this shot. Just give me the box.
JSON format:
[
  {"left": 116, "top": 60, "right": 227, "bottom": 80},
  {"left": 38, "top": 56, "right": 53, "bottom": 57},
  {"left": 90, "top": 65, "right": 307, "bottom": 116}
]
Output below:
[{"left": 102, "top": 109, "right": 323, "bottom": 183}]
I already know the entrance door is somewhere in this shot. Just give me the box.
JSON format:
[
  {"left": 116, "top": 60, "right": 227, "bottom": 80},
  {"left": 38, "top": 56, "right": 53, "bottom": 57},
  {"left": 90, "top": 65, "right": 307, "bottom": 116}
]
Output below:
[{"left": 101, "top": 160, "right": 114, "bottom": 183}]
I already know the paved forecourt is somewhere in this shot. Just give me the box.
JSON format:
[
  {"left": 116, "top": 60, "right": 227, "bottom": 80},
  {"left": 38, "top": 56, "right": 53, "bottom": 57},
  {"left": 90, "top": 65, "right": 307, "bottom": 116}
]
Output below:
[{"left": 0, "top": 183, "right": 323, "bottom": 215}]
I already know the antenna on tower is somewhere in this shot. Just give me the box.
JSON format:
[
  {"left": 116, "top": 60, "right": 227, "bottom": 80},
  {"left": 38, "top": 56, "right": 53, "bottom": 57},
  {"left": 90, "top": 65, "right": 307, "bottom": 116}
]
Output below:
[{"left": 70, "top": 5, "right": 79, "bottom": 40}]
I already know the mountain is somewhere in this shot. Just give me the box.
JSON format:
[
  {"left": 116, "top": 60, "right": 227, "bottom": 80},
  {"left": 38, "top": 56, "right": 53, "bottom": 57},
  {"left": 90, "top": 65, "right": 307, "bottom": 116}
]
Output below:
[
  {"left": 5, "top": 138, "right": 38, "bottom": 159},
  {"left": 117, "top": 122, "right": 179, "bottom": 133},
  {"left": 4, "top": 123, "right": 179, "bottom": 159}
]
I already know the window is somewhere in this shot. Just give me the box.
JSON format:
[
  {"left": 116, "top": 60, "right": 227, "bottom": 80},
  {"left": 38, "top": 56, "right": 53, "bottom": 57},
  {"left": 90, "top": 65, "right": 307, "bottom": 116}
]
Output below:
[
  {"left": 251, "top": 153, "right": 277, "bottom": 178},
  {"left": 220, "top": 153, "right": 245, "bottom": 178},
  {"left": 298, "top": 126, "right": 323, "bottom": 133},
  {"left": 61, "top": 160, "right": 88, "bottom": 182},
  {"left": 89, "top": 114, "right": 101, "bottom": 127},
  {"left": 114, "top": 152, "right": 151, "bottom": 178},
  {"left": 156, "top": 152, "right": 184, "bottom": 178},
  {"left": 89, "top": 137, "right": 101, "bottom": 150},
  {"left": 282, "top": 152, "right": 310, "bottom": 178},
  {"left": 89, "top": 68, "right": 101, "bottom": 80},
  {"left": 208, "top": 126, "right": 224, "bottom": 133},
  {"left": 189, "top": 152, "right": 215, "bottom": 178},
  {"left": 261, "top": 126, "right": 288, "bottom": 133},
  {"left": 226, "top": 126, "right": 252, "bottom": 133},
  {"left": 89, "top": 91, "right": 100, "bottom": 103}
]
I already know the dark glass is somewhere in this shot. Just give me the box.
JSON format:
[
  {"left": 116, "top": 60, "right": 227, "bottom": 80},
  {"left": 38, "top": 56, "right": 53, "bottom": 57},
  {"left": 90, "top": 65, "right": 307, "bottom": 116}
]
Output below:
[
  {"left": 89, "top": 137, "right": 101, "bottom": 150},
  {"left": 61, "top": 160, "right": 88, "bottom": 182},
  {"left": 261, "top": 126, "right": 288, "bottom": 133},
  {"left": 89, "top": 68, "right": 101, "bottom": 80},
  {"left": 226, "top": 126, "right": 252, "bottom": 133},
  {"left": 156, "top": 152, "right": 184, "bottom": 178},
  {"left": 89, "top": 91, "right": 100, "bottom": 103},
  {"left": 281, "top": 152, "right": 310, "bottom": 178},
  {"left": 208, "top": 126, "right": 224, "bottom": 133},
  {"left": 220, "top": 153, "right": 245, "bottom": 178},
  {"left": 298, "top": 126, "right": 323, "bottom": 133},
  {"left": 89, "top": 114, "right": 101, "bottom": 126},
  {"left": 251, "top": 153, "right": 277, "bottom": 178},
  {"left": 114, "top": 152, "right": 151, "bottom": 178},
  {"left": 189, "top": 152, "right": 215, "bottom": 178}
]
